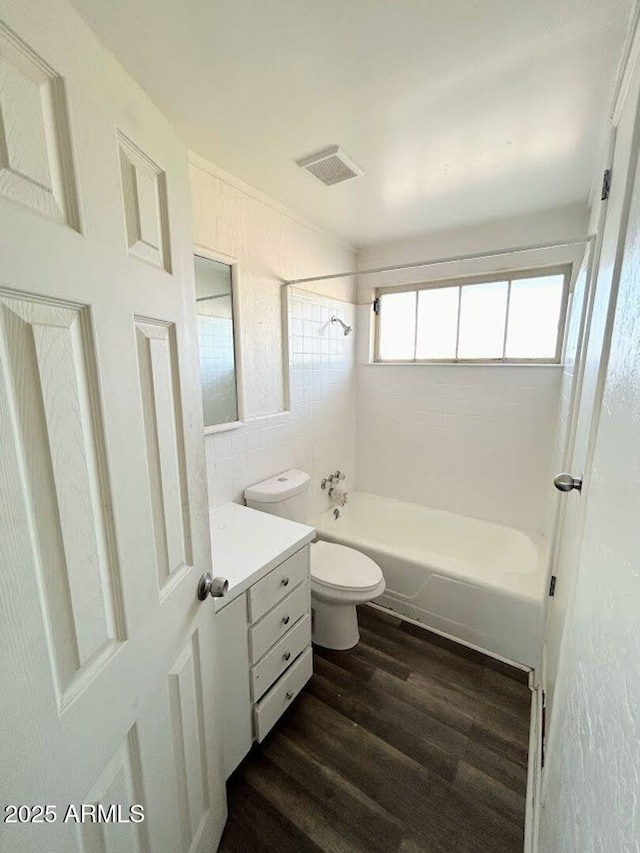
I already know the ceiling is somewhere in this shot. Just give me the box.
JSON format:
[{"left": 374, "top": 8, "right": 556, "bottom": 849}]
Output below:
[{"left": 71, "top": 0, "right": 633, "bottom": 247}]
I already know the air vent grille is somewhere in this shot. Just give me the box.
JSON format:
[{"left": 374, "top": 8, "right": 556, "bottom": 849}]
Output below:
[{"left": 297, "top": 146, "right": 363, "bottom": 186}]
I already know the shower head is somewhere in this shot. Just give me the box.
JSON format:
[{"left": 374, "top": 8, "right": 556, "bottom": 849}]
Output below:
[{"left": 331, "top": 316, "right": 352, "bottom": 336}]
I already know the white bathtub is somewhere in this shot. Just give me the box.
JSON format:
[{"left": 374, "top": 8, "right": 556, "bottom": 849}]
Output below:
[{"left": 313, "top": 491, "right": 547, "bottom": 668}]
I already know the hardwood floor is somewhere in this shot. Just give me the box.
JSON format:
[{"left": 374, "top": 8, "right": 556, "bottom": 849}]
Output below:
[{"left": 219, "top": 606, "right": 532, "bottom": 853}]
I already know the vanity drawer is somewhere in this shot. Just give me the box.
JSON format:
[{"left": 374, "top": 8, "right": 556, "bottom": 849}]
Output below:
[
  {"left": 251, "top": 615, "right": 311, "bottom": 701},
  {"left": 254, "top": 646, "right": 313, "bottom": 743},
  {"left": 248, "top": 546, "right": 309, "bottom": 623},
  {"left": 249, "top": 581, "right": 310, "bottom": 664}
]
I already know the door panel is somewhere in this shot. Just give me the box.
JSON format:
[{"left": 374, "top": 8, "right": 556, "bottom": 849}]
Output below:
[
  {"left": 0, "top": 2, "right": 225, "bottom": 851},
  {"left": 135, "top": 318, "right": 192, "bottom": 592},
  {"left": 0, "top": 291, "right": 126, "bottom": 705},
  {"left": 0, "top": 22, "right": 80, "bottom": 229},
  {"left": 117, "top": 131, "right": 171, "bottom": 273},
  {"left": 169, "top": 633, "right": 211, "bottom": 851}
]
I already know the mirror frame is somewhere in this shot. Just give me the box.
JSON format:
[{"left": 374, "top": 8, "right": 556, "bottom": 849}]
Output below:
[{"left": 194, "top": 244, "right": 245, "bottom": 434}]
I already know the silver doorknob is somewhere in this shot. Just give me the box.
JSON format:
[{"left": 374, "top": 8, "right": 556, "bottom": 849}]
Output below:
[
  {"left": 554, "top": 472, "right": 583, "bottom": 493},
  {"left": 197, "top": 573, "right": 229, "bottom": 601}
]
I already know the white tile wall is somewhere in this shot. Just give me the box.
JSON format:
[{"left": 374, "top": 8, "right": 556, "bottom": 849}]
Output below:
[
  {"left": 204, "top": 289, "right": 356, "bottom": 518},
  {"left": 355, "top": 316, "right": 562, "bottom": 533}
]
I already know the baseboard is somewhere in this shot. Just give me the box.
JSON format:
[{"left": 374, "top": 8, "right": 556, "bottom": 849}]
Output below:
[{"left": 524, "top": 686, "right": 544, "bottom": 853}]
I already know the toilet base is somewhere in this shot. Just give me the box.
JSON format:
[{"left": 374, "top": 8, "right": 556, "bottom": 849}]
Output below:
[{"left": 311, "top": 599, "right": 360, "bottom": 650}]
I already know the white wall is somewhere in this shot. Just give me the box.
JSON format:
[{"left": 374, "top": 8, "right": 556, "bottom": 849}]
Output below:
[
  {"left": 353, "top": 205, "right": 588, "bottom": 532},
  {"left": 190, "top": 154, "right": 355, "bottom": 418},
  {"left": 189, "top": 157, "right": 357, "bottom": 512},
  {"left": 356, "top": 362, "right": 561, "bottom": 531},
  {"left": 356, "top": 203, "right": 589, "bottom": 302}
]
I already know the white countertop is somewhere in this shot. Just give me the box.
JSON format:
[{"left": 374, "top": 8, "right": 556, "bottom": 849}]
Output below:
[{"left": 208, "top": 502, "right": 315, "bottom": 609}]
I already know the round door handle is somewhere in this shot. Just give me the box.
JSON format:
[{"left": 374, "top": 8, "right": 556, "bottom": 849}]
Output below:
[
  {"left": 554, "top": 472, "right": 583, "bottom": 493},
  {"left": 281, "top": 576, "right": 290, "bottom": 587},
  {"left": 285, "top": 691, "right": 294, "bottom": 701},
  {"left": 282, "top": 615, "right": 290, "bottom": 625},
  {"left": 197, "top": 573, "right": 229, "bottom": 601},
  {"left": 283, "top": 651, "right": 291, "bottom": 661}
]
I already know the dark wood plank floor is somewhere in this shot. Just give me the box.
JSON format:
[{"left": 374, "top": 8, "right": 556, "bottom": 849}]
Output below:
[{"left": 219, "top": 606, "right": 531, "bottom": 853}]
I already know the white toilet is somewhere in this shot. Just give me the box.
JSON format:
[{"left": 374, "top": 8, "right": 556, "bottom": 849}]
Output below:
[{"left": 245, "top": 470, "right": 385, "bottom": 650}]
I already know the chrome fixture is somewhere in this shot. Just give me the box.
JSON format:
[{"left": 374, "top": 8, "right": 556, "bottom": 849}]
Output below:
[
  {"left": 197, "top": 573, "right": 229, "bottom": 601},
  {"left": 331, "top": 316, "right": 352, "bottom": 336},
  {"left": 322, "top": 470, "right": 346, "bottom": 489},
  {"left": 329, "top": 486, "right": 348, "bottom": 507},
  {"left": 553, "top": 472, "right": 583, "bottom": 493}
]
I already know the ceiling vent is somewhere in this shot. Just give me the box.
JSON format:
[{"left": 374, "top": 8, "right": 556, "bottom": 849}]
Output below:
[{"left": 297, "top": 146, "right": 363, "bottom": 186}]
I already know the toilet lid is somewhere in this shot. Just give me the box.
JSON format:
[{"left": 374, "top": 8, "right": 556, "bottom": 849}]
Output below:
[{"left": 311, "top": 541, "right": 383, "bottom": 592}]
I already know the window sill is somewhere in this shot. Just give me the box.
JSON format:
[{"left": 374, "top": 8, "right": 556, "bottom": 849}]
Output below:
[{"left": 365, "top": 361, "right": 564, "bottom": 368}]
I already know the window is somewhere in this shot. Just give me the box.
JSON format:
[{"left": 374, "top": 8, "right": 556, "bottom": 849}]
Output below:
[{"left": 375, "top": 268, "right": 570, "bottom": 363}]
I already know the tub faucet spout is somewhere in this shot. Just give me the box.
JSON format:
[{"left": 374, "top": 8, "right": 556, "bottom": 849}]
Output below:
[{"left": 329, "top": 486, "right": 348, "bottom": 507}]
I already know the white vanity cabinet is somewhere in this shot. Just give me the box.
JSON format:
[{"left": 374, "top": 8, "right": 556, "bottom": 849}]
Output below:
[{"left": 210, "top": 503, "right": 315, "bottom": 779}]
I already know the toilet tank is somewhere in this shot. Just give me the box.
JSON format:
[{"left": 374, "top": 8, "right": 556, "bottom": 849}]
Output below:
[{"left": 244, "top": 469, "right": 310, "bottom": 523}]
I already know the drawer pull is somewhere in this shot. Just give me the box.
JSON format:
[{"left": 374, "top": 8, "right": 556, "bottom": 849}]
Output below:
[
  {"left": 282, "top": 615, "right": 290, "bottom": 625},
  {"left": 283, "top": 651, "right": 291, "bottom": 661},
  {"left": 285, "top": 691, "right": 294, "bottom": 701},
  {"left": 281, "top": 576, "right": 290, "bottom": 587}
]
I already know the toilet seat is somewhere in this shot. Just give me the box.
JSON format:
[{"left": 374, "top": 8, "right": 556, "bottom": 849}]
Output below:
[{"left": 311, "top": 541, "right": 383, "bottom": 593}]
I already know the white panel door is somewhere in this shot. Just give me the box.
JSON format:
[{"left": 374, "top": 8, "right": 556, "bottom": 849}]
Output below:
[
  {"left": 543, "top": 60, "right": 640, "bottom": 727},
  {"left": 0, "top": 2, "right": 226, "bottom": 852}
]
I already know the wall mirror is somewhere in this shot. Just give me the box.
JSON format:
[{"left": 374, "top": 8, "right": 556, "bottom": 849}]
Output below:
[{"left": 194, "top": 250, "right": 243, "bottom": 433}]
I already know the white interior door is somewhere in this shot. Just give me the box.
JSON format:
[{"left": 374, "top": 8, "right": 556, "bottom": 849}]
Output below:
[
  {"left": 538, "top": 77, "right": 640, "bottom": 853},
  {"left": 0, "top": 2, "right": 226, "bottom": 851},
  {"left": 543, "top": 59, "right": 640, "bottom": 729}
]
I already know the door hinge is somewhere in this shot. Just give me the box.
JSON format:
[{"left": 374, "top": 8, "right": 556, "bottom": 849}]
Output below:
[
  {"left": 373, "top": 297, "right": 381, "bottom": 315},
  {"left": 601, "top": 169, "right": 612, "bottom": 201},
  {"left": 548, "top": 575, "right": 557, "bottom": 597}
]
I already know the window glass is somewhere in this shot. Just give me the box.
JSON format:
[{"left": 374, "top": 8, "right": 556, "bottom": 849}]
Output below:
[
  {"left": 416, "top": 286, "right": 459, "bottom": 359},
  {"left": 378, "top": 291, "right": 416, "bottom": 360},
  {"left": 505, "top": 274, "right": 564, "bottom": 359},
  {"left": 457, "top": 281, "right": 508, "bottom": 359},
  {"left": 375, "top": 270, "right": 566, "bottom": 362}
]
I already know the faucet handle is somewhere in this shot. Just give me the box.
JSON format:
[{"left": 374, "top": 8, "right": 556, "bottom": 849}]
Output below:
[{"left": 335, "top": 470, "right": 345, "bottom": 480}]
